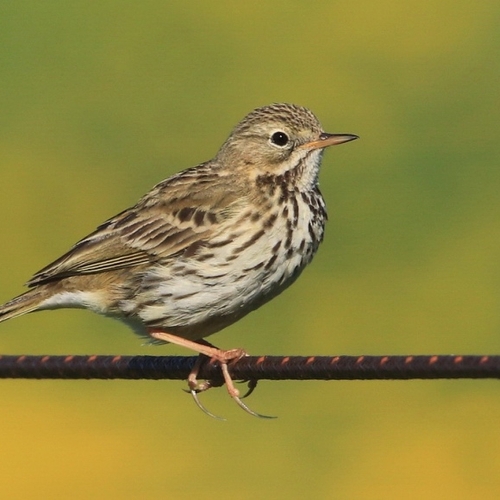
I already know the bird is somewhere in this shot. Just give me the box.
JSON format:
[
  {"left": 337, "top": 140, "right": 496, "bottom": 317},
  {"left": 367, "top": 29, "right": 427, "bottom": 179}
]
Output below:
[{"left": 0, "top": 103, "right": 357, "bottom": 418}]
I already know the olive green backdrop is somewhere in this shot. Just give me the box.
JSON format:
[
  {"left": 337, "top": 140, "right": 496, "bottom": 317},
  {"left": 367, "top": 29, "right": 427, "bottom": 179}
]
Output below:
[{"left": 1, "top": 1, "right": 499, "bottom": 498}]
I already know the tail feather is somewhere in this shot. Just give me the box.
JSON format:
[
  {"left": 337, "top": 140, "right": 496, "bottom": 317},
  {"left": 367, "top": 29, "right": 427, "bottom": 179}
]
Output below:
[{"left": 0, "top": 290, "right": 43, "bottom": 323}]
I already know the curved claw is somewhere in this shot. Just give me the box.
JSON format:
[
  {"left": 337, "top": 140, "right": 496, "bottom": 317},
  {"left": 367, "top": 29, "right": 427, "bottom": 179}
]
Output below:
[
  {"left": 190, "top": 389, "right": 226, "bottom": 421},
  {"left": 232, "top": 396, "right": 277, "bottom": 419},
  {"left": 239, "top": 379, "right": 258, "bottom": 399}
]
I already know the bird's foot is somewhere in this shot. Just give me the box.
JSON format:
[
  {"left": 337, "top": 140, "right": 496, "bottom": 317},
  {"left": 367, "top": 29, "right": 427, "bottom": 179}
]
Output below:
[{"left": 148, "top": 329, "right": 275, "bottom": 420}]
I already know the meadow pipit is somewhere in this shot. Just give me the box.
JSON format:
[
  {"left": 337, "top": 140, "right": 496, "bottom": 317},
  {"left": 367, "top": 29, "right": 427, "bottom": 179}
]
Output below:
[{"left": 0, "top": 103, "right": 357, "bottom": 418}]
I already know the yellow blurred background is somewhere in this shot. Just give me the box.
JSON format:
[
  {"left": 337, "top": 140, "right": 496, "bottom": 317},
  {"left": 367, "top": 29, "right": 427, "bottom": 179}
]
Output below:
[{"left": 1, "top": 1, "right": 499, "bottom": 498}]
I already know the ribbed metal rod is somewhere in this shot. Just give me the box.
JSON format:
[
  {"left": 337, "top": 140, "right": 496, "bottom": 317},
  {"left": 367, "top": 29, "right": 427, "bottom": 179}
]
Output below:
[{"left": 0, "top": 354, "right": 498, "bottom": 381}]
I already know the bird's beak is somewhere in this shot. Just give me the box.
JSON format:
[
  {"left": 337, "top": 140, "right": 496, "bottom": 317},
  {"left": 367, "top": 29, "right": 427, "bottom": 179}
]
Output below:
[{"left": 301, "top": 133, "right": 359, "bottom": 151}]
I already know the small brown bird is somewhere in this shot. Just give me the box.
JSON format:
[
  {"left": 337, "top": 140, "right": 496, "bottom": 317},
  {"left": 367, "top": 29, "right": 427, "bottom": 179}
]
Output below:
[{"left": 0, "top": 103, "right": 357, "bottom": 418}]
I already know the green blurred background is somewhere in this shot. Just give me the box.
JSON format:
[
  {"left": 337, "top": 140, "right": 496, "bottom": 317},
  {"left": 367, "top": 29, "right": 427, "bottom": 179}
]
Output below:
[{"left": 1, "top": 1, "right": 499, "bottom": 498}]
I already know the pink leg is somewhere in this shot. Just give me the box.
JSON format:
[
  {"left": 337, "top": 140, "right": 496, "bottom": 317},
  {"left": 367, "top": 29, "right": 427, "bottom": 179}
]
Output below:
[{"left": 148, "top": 329, "right": 274, "bottom": 419}]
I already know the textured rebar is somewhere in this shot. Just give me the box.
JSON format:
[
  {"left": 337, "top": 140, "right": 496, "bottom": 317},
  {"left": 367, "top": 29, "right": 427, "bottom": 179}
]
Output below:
[{"left": 0, "top": 354, "right": 498, "bottom": 381}]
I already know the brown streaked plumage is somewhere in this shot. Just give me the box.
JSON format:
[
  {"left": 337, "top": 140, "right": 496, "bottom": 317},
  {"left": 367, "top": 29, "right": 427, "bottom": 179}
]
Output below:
[{"left": 0, "top": 103, "right": 358, "bottom": 418}]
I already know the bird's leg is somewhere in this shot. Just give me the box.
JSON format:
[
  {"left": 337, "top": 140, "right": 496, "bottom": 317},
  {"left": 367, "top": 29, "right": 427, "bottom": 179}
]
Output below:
[
  {"left": 148, "top": 329, "right": 245, "bottom": 393},
  {"left": 148, "top": 329, "right": 275, "bottom": 419}
]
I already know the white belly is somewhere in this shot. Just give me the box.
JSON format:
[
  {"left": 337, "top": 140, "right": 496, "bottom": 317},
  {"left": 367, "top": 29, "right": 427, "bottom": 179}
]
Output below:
[{"left": 128, "top": 195, "right": 324, "bottom": 335}]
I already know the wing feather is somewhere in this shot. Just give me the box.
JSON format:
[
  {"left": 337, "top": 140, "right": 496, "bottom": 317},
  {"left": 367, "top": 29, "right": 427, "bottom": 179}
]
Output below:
[{"left": 27, "top": 163, "right": 245, "bottom": 287}]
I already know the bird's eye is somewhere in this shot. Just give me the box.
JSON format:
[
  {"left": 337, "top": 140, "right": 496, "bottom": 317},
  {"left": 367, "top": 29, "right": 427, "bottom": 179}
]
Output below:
[{"left": 270, "top": 131, "right": 289, "bottom": 147}]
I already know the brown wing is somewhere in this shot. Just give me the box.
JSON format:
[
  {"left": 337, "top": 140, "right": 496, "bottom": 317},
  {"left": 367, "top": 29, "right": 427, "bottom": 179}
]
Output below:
[{"left": 27, "top": 163, "right": 244, "bottom": 287}]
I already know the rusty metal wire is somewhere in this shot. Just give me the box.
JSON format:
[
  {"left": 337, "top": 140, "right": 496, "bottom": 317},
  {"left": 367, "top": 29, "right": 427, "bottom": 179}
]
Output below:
[{"left": 0, "top": 354, "right": 499, "bottom": 381}]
